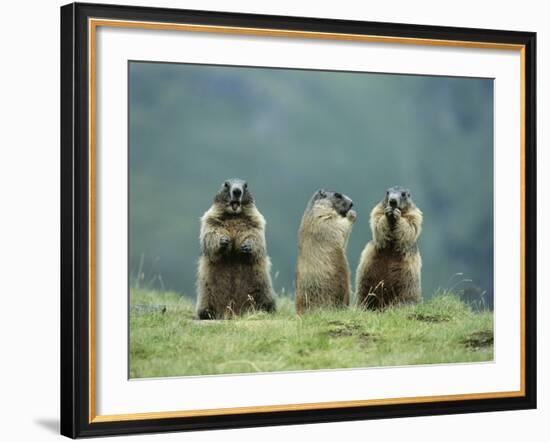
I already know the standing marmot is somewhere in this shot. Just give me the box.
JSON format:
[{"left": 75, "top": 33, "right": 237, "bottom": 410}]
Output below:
[
  {"left": 195, "top": 178, "right": 276, "bottom": 319},
  {"left": 295, "top": 189, "right": 357, "bottom": 314},
  {"left": 356, "top": 186, "right": 422, "bottom": 309}
]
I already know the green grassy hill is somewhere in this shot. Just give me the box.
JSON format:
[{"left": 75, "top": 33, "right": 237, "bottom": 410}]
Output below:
[{"left": 129, "top": 289, "right": 493, "bottom": 378}]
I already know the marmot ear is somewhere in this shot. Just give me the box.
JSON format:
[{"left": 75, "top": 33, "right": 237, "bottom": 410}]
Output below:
[{"left": 318, "top": 189, "right": 327, "bottom": 198}]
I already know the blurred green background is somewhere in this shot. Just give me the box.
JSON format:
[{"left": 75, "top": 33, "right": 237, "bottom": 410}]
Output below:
[{"left": 129, "top": 61, "right": 494, "bottom": 308}]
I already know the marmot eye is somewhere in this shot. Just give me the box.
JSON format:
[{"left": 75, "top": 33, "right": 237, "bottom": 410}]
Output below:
[
  {"left": 334, "top": 192, "right": 342, "bottom": 199},
  {"left": 244, "top": 183, "right": 248, "bottom": 189},
  {"left": 224, "top": 181, "right": 230, "bottom": 188},
  {"left": 401, "top": 192, "right": 406, "bottom": 197}
]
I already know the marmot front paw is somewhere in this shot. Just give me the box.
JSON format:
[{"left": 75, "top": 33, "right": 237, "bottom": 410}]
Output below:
[
  {"left": 384, "top": 206, "right": 401, "bottom": 223},
  {"left": 347, "top": 209, "right": 357, "bottom": 223},
  {"left": 219, "top": 236, "right": 231, "bottom": 250},
  {"left": 240, "top": 242, "right": 253, "bottom": 254}
]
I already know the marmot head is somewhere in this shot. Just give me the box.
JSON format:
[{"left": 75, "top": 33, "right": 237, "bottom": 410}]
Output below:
[
  {"left": 308, "top": 189, "right": 354, "bottom": 217},
  {"left": 214, "top": 178, "right": 254, "bottom": 215},
  {"left": 383, "top": 186, "right": 414, "bottom": 212}
]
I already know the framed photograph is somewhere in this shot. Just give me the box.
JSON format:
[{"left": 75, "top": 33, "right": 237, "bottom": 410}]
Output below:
[{"left": 60, "top": 2, "right": 536, "bottom": 438}]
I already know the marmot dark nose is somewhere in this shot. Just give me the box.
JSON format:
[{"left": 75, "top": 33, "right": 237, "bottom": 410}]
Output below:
[
  {"left": 232, "top": 188, "right": 242, "bottom": 198},
  {"left": 389, "top": 198, "right": 397, "bottom": 208}
]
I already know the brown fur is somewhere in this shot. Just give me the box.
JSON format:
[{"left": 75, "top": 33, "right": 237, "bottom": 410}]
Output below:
[
  {"left": 356, "top": 189, "right": 423, "bottom": 309},
  {"left": 295, "top": 190, "right": 356, "bottom": 314},
  {"left": 195, "top": 182, "right": 275, "bottom": 319}
]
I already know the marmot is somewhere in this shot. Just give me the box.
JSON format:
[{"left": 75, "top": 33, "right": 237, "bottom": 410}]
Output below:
[
  {"left": 356, "top": 186, "right": 422, "bottom": 309},
  {"left": 295, "top": 189, "right": 357, "bottom": 314},
  {"left": 195, "top": 178, "right": 276, "bottom": 319}
]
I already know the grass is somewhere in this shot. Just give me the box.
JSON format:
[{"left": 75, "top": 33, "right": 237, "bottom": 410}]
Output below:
[{"left": 129, "top": 289, "right": 493, "bottom": 378}]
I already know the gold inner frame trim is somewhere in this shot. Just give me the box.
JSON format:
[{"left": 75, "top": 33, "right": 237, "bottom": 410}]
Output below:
[
  {"left": 88, "top": 18, "right": 527, "bottom": 424},
  {"left": 90, "top": 18, "right": 525, "bottom": 50}
]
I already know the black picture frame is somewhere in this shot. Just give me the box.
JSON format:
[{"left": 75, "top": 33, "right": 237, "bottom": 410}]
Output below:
[{"left": 61, "top": 2, "right": 537, "bottom": 438}]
